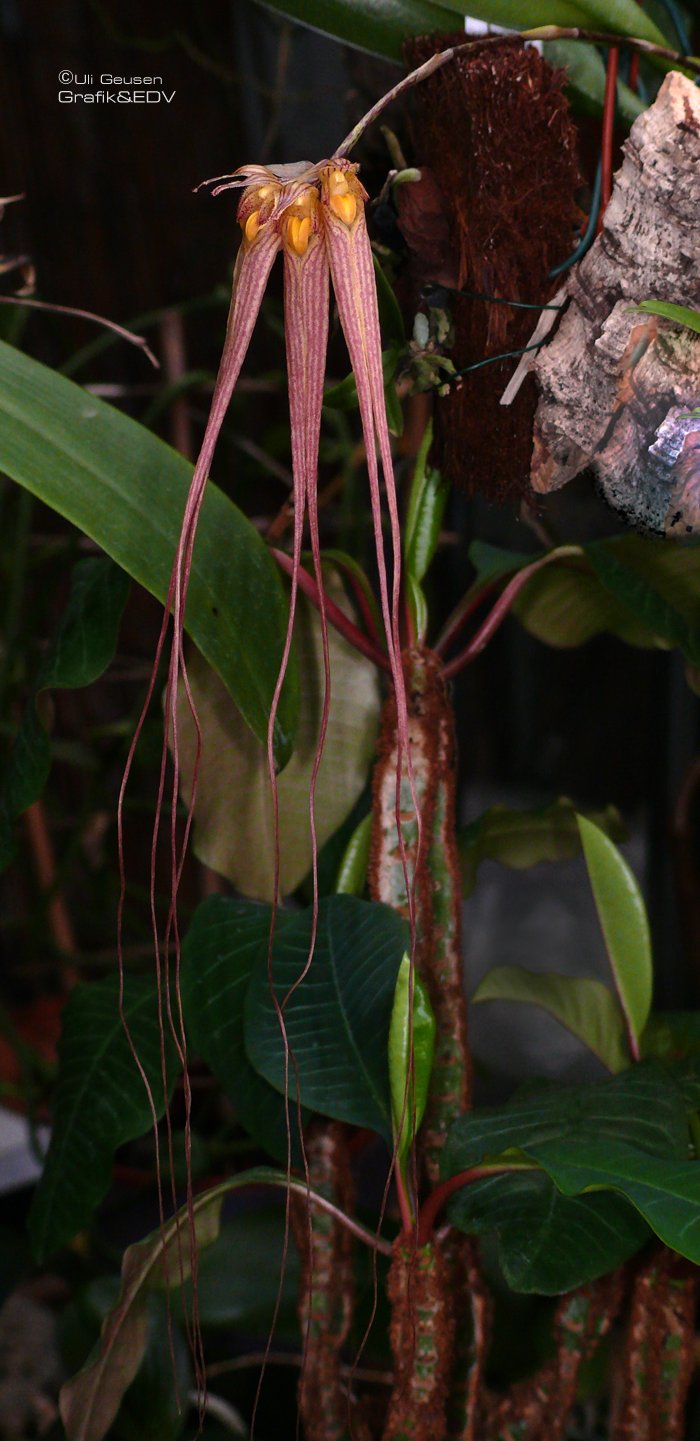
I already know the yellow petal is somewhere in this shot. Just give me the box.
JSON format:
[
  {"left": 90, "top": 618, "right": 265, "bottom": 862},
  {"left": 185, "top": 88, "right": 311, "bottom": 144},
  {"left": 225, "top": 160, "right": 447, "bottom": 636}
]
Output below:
[
  {"left": 245, "top": 209, "right": 261, "bottom": 243},
  {"left": 330, "top": 192, "right": 356, "bottom": 227}
]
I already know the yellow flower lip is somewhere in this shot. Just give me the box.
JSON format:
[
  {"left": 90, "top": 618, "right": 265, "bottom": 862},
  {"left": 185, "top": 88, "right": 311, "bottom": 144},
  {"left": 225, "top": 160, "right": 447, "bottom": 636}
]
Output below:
[
  {"left": 245, "top": 210, "right": 261, "bottom": 243},
  {"left": 330, "top": 192, "right": 357, "bottom": 226},
  {"left": 321, "top": 162, "right": 363, "bottom": 229},
  {"left": 287, "top": 214, "right": 312, "bottom": 256}
]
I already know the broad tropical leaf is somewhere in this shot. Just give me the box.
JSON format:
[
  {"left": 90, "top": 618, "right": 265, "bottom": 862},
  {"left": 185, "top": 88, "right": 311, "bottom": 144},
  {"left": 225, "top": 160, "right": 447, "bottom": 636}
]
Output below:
[
  {"left": 59, "top": 1166, "right": 381, "bottom": 1441},
  {"left": 0, "top": 339, "right": 298, "bottom": 764},
  {"left": 173, "top": 575, "right": 380, "bottom": 900},
  {"left": 180, "top": 896, "right": 308, "bottom": 1162},
  {"left": 29, "top": 978, "right": 177, "bottom": 1262},
  {"left": 245, "top": 894, "right": 409, "bottom": 1137},
  {"left": 443, "top": 1062, "right": 687, "bottom": 1291},
  {"left": 472, "top": 967, "right": 628, "bottom": 1073},
  {"left": 459, "top": 796, "right": 623, "bottom": 896},
  {"left": 0, "top": 558, "right": 129, "bottom": 868}
]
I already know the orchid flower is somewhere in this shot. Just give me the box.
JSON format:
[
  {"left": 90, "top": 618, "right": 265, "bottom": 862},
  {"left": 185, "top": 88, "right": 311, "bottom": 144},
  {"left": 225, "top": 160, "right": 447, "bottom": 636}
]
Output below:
[{"left": 162, "top": 154, "right": 420, "bottom": 921}]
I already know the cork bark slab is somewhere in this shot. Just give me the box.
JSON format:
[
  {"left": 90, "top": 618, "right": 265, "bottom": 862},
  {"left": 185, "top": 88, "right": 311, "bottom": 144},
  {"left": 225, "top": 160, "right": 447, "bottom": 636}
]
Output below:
[{"left": 526, "top": 72, "right": 700, "bottom": 538}]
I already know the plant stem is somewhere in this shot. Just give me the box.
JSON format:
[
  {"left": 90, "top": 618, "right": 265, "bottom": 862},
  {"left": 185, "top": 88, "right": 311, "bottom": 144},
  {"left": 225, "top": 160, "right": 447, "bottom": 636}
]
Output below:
[
  {"left": 270, "top": 547, "right": 390, "bottom": 671},
  {"left": 443, "top": 548, "right": 583, "bottom": 679},
  {"left": 335, "top": 32, "right": 700, "bottom": 158}
]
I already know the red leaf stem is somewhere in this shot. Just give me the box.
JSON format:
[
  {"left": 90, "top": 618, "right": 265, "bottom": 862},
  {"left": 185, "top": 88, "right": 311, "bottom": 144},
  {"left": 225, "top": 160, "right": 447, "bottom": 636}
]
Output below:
[{"left": 270, "top": 548, "right": 390, "bottom": 671}]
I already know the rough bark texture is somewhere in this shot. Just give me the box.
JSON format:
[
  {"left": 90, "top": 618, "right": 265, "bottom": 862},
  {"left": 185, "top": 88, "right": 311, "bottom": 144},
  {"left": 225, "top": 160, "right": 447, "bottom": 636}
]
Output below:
[
  {"left": 611, "top": 1246, "right": 698, "bottom": 1441},
  {"left": 529, "top": 71, "right": 700, "bottom": 538},
  {"left": 401, "top": 35, "right": 581, "bottom": 503},
  {"left": 291, "top": 1120, "right": 369, "bottom": 1441},
  {"left": 481, "top": 1270, "right": 624, "bottom": 1441},
  {"left": 383, "top": 1237, "right": 456, "bottom": 1441},
  {"left": 369, "top": 648, "right": 470, "bottom": 1183},
  {"left": 445, "top": 1235, "right": 493, "bottom": 1441}
]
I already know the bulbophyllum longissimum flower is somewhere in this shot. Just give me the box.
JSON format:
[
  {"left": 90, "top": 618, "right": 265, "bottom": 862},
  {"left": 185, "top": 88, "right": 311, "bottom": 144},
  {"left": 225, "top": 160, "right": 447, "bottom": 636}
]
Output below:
[{"left": 164, "top": 154, "right": 417, "bottom": 914}]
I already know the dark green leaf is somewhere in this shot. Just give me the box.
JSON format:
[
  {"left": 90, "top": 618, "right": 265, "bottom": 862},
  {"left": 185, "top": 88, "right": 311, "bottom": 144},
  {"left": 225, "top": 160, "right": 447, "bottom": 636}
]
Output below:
[
  {"left": 404, "top": 420, "right": 449, "bottom": 586},
  {"left": 0, "top": 339, "right": 298, "bottom": 765},
  {"left": 586, "top": 541, "right": 700, "bottom": 667},
  {"left": 245, "top": 895, "right": 409, "bottom": 1137},
  {"left": 29, "top": 978, "right": 177, "bottom": 1262},
  {"left": 459, "top": 796, "right": 624, "bottom": 896},
  {"left": 577, "top": 815, "right": 652, "bottom": 1050},
  {"left": 460, "top": 0, "right": 666, "bottom": 41},
  {"left": 173, "top": 1210, "right": 300, "bottom": 1334},
  {"left": 180, "top": 896, "right": 307, "bottom": 1163},
  {"left": 468, "top": 540, "right": 534, "bottom": 585},
  {"left": 334, "top": 811, "right": 372, "bottom": 896},
  {"left": 373, "top": 252, "right": 406, "bottom": 346},
  {"left": 443, "top": 1063, "right": 688, "bottom": 1178},
  {"left": 447, "top": 1167, "right": 648, "bottom": 1294},
  {"left": 472, "top": 967, "right": 628, "bottom": 1074},
  {"left": 443, "top": 1063, "right": 687, "bottom": 1292},
  {"left": 60, "top": 1166, "right": 375, "bottom": 1441},
  {"left": 527, "top": 1136, "right": 700, "bottom": 1266},
  {"left": 643, "top": 1012, "right": 700, "bottom": 1064},
  {"left": 0, "top": 558, "right": 129, "bottom": 868},
  {"left": 324, "top": 345, "right": 400, "bottom": 411},
  {"left": 60, "top": 1168, "right": 294, "bottom": 1441},
  {"left": 258, "top": 0, "right": 459, "bottom": 62}
]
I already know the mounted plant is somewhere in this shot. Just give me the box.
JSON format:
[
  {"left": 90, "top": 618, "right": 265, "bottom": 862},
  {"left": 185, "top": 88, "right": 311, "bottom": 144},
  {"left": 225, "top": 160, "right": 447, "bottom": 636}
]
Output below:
[{"left": 2, "top": 5, "right": 700, "bottom": 1441}]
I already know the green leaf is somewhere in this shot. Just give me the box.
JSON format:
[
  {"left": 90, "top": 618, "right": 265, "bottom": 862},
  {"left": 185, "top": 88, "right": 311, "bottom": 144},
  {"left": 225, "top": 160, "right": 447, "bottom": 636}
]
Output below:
[
  {"left": 526, "top": 1136, "right": 700, "bottom": 1266},
  {"left": 384, "top": 378, "right": 404, "bottom": 438},
  {"left": 577, "top": 815, "right": 653, "bottom": 1053},
  {"left": 512, "top": 535, "right": 700, "bottom": 661},
  {"left": 459, "top": 796, "right": 624, "bottom": 897},
  {"left": 180, "top": 896, "right": 307, "bottom": 1163},
  {"left": 324, "top": 344, "right": 400, "bottom": 411},
  {"left": 173, "top": 574, "right": 380, "bottom": 900},
  {"left": 258, "top": 0, "right": 459, "bottom": 62},
  {"left": 438, "top": 1, "right": 598, "bottom": 24},
  {"left": 373, "top": 252, "right": 406, "bottom": 347},
  {"left": 460, "top": 0, "right": 667, "bottom": 42},
  {"left": 627, "top": 301, "right": 700, "bottom": 334},
  {"left": 586, "top": 541, "right": 700, "bottom": 666},
  {"left": 29, "top": 978, "right": 177, "bottom": 1262},
  {"left": 0, "top": 558, "right": 129, "bottom": 868},
  {"left": 406, "top": 573, "right": 429, "bottom": 645},
  {"left": 472, "top": 967, "right": 628, "bottom": 1074},
  {"left": 245, "top": 894, "right": 409, "bottom": 1138},
  {"left": 334, "top": 811, "right": 372, "bottom": 895},
  {"left": 404, "top": 423, "right": 449, "bottom": 587},
  {"left": 0, "top": 339, "right": 298, "bottom": 765},
  {"left": 446, "top": 1167, "right": 649, "bottom": 1294},
  {"left": 443, "top": 1062, "right": 687, "bottom": 1292},
  {"left": 61, "top": 1284, "right": 191, "bottom": 1441},
  {"left": 173, "top": 1210, "right": 300, "bottom": 1334},
  {"left": 643, "top": 1012, "right": 700, "bottom": 1063},
  {"left": 59, "top": 1166, "right": 325, "bottom": 1441},
  {"left": 543, "top": 40, "right": 645, "bottom": 126},
  {"left": 469, "top": 540, "right": 534, "bottom": 586},
  {"left": 388, "top": 954, "right": 436, "bottom": 1169}
]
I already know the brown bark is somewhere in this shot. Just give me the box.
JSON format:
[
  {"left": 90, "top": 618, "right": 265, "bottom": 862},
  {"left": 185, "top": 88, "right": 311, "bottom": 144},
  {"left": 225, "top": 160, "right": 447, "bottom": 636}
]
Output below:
[
  {"left": 611, "top": 1246, "right": 698, "bottom": 1441},
  {"left": 402, "top": 35, "right": 581, "bottom": 504},
  {"left": 383, "top": 1237, "right": 456, "bottom": 1441},
  {"left": 527, "top": 72, "right": 700, "bottom": 538},
  {"left": 369, "top": 648, "right": 470, "bottom": 1185},
  {"left": 291, "top": 1120, "right": 369, "bottom": 1441}
]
